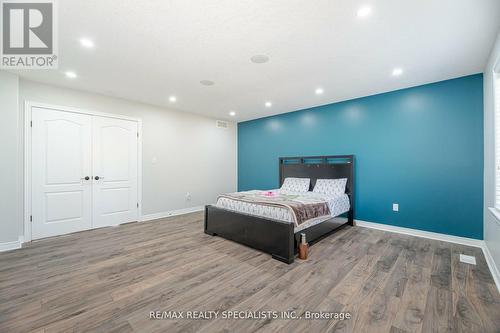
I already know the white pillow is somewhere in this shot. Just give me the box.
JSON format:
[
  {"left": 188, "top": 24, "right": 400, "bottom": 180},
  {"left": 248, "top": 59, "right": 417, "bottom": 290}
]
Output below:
[
  {"left": 313, "top": 178, "right": 347, "bottom": 196},
  {"left": 280, "top": 177, "right": 310, "bottom": 193}
]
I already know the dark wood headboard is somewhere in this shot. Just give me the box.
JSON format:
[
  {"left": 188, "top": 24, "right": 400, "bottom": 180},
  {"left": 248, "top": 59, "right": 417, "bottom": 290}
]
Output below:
[{"left": 278, "top": 155, "right": 355, "bottom": 197}]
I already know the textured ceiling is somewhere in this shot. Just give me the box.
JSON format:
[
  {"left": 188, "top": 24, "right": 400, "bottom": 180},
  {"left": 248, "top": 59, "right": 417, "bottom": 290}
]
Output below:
[{"left": 10, "top": 0, "right": 500, "bottom": 121}]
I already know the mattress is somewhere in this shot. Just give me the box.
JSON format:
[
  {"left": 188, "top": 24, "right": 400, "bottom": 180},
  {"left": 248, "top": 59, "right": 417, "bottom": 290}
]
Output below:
[{"left": 216, "top": 190, "right": 350, "bottom": 232}]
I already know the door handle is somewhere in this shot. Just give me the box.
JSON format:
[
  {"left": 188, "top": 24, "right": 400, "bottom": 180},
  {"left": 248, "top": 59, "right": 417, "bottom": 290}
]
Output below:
[
  {"left": 95, "top": 176, "right": 103, "bottom": 180},
  {"left": 81, "top": 176, "right": 90, "bottom": 181}
]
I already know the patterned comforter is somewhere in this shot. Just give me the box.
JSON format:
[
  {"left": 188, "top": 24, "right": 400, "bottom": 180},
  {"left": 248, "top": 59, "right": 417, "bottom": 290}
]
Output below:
[{"left": 217, "top": 190, "right": 331, "bottom": 226}]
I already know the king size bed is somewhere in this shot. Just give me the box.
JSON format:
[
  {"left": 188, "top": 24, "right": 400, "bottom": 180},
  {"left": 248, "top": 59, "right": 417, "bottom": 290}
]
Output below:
[{"left": 204, "top": 155, "right": 355, "bottom": 264}]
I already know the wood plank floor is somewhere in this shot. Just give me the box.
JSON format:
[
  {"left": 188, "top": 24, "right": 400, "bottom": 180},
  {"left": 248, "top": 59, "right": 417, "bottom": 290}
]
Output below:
[{"left": 1, "top": 212, "right": 499, "bottom": 333}]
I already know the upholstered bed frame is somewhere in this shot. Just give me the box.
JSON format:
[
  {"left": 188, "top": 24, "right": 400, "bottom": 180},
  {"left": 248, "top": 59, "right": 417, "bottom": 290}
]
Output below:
[{"left": 204, "top": 155, "right": 355, "bottom": 264}]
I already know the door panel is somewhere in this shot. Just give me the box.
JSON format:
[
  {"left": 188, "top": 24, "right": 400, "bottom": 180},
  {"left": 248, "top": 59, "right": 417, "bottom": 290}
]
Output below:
[
  {"left": 101, "top": 126, "right": 131, "bottom": 181},
  {"left": 45, "top": 191, "right": 84, "bottom": 222},
  {"left": 92, "top": 117, "right": 138, "bottom": 227},
  {"left": 31, "top": 108, "right": 92, "bottom": 239}
]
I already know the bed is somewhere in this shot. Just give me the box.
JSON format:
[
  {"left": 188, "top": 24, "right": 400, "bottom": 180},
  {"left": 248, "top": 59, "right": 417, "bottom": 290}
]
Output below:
[{"left": 204, "top": 155, "right": 355, "bottom": 264}]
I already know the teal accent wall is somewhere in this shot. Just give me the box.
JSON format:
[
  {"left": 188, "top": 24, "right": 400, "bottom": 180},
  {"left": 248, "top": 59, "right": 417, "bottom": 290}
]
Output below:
[{"left": 238, "top": 74, "right": 484, "bottom": 239}]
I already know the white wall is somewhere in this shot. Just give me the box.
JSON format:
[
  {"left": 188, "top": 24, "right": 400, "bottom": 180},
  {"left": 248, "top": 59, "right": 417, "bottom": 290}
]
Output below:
[
  {"left": 484, "top": 31, "right": 500, "bottom": 274},
  {"left": 7, "top": 78, "right": 237, "bottom": 242},
  {"left": 0, "top": 71, "right": 20, "bottom": 243}
]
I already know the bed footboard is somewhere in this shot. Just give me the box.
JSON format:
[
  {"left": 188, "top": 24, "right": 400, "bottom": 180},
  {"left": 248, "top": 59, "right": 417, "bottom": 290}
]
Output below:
[{"left": 204, "top": 205, "right": 295, "bottom": 264}]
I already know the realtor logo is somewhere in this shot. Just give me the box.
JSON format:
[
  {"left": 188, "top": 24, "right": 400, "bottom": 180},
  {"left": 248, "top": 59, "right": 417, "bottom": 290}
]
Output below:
[{"left": 1, "top": 0, "right": 58, "bottom": 68}]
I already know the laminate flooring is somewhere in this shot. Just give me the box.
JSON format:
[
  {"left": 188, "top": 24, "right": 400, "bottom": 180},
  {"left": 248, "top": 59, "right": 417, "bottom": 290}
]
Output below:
[{"left": 1, "top": 212, "right": 499, "bottom": 332}]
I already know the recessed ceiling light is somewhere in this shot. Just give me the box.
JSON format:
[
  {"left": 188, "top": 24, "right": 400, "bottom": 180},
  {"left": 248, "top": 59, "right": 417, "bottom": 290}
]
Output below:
[
  {"left": 265, "top": 101, "right": 272, "bottom": 108},
  {"left": 392, "top": 68, "right": 403, "bottom": 76},
  {"left": 315, "top": 88, "right": 324, "bottom": 95},
  {"left": 200, "top": 80, "right": 215, "bottom": 86},
  {"left": 169, "top": 96, "right": 177, "bottom": 102},
  {"left": 79, "top": 38, "right": 94, "bottom": 48},
  {"left": 357, "top": 6, "right": 372, "bottom": 18},
  {"left": 251, "top": 55, "right": 270, "bottom": 64},
  {"left": 229, "top": 111, "right": 236, "bottom": 117},
  {"left": 65, "top": 71, "right": 77, "bottom": 79}
]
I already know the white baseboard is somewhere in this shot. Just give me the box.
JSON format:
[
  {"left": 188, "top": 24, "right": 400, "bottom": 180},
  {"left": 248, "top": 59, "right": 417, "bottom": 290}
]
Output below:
[
  {"left": 482, "top": 244, "right": 500, "bottom": 293},
  {"left": 0, "top": 236, "right": 24, "bottom": 252},
  {"left": 141, "top": 206, "right": 205, "bottom": 222},
  {"left": 354, "top": 219, "right": 484, "bottom": 248}
]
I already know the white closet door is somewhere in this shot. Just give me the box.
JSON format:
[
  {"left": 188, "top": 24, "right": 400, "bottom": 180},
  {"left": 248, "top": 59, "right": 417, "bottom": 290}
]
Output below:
[
  {"left": 92, "top": 116, "right": 139, "bottom": 228},
  {"left": 31, "top": 108, "right": 93, "bottom": 239}
]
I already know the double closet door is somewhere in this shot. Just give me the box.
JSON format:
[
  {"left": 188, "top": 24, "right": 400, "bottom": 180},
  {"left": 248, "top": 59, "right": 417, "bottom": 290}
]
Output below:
[{"left": 31, "top": 106, "right": 139, "bottom": 240}]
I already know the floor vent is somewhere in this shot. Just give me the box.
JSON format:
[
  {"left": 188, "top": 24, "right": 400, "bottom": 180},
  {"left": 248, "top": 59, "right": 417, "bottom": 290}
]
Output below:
[
  {"left": 216, "top": 120, "right": 228, "bottom": 129},
  {"left": 460, "top": 254, "right": 476, "bottom": 265}
]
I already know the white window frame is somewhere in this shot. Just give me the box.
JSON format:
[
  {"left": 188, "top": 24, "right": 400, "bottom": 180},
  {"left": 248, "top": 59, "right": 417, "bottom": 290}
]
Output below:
[
  {"left": 494, "top": 71, "right": 500, "bottom": 209},
  {"left": 491, "top": 60, "right": 500, "bottom": 223}
]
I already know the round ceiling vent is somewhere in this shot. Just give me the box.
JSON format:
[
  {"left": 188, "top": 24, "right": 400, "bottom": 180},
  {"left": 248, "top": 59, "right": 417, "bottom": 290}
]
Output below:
[{"left": 250, "top": 55, "right": 269, "bottom": 64}]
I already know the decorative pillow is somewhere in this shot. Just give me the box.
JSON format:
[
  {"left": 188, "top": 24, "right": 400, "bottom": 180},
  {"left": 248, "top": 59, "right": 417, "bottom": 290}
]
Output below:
[
  {"left": 313, "top": 178, "right": 347, "bottom": 196},
  {"left": 280, "top": 177, "right": 310, "bottom": 192}
]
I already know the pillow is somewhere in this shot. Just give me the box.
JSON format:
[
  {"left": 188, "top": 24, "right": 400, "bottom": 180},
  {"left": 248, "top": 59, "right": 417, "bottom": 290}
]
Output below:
[
  {"left": 313, "top": 178, "right": 347, "bottom": 196},
  {"left": 280, "top": 177, "right": 310, "bottom": 193}
]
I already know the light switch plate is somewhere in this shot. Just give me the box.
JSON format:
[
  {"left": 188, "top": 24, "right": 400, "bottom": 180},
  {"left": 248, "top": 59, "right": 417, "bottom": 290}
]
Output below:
[
  {"left": 393, "top": 203, "right": 399, "bottom": 212},
  {"left": 459, "top": 254, "right": 476, "bottom": 265}
]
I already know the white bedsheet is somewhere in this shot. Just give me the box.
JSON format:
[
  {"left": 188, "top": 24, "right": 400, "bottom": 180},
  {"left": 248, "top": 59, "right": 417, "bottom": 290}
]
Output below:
[{"left": 215, "top": 190, "right": 350, "bottom": 232}]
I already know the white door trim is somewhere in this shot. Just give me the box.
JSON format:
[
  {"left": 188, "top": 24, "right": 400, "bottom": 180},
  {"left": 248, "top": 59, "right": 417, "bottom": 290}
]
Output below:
[{"left": 24, "top": 101, "right": 143, "bottom": 242}]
